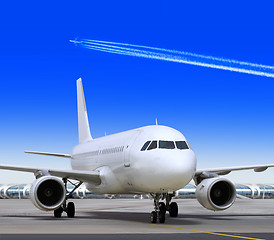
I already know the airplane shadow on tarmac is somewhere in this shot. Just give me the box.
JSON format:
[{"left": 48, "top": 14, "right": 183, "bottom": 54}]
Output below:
[
  {"left": 78, "top": 211, "right": 274, "bottom": 224},
  {"left": 0, "top": 211, "right": 199, "bottom": 225},
  {"left": 3, "top": 211, "right": 274, "bottom": 225}
]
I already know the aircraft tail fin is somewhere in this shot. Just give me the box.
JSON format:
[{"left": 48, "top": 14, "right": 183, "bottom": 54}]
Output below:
[{"left": 76, "top": 78, "right": 92, "bottom": 143}]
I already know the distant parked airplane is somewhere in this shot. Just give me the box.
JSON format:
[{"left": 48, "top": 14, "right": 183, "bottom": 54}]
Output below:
[{"left": 1, "top": 78, "right": 273, "bottom": 223}]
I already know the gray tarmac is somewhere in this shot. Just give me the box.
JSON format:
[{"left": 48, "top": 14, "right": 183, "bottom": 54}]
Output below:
[{"left": 0, "top": 198, "right": 274, "bottom": 239}]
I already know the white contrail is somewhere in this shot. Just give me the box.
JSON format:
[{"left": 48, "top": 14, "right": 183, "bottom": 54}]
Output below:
[
  {"left": 83, "top": 44, "right": 274, "bottom": 78},
  {"left": 81, "top": 41, "right": 171, "bottom": 60},
  {"left": 72, "top": 39, "right": 274, "bottom": 78},
  {"left": 83, "top": 39, "right": 274, "bottom": 70}
]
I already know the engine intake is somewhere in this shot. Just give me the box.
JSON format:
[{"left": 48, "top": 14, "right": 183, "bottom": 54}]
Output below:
[
  {"left": 30, "top": 176, "right": 66, "bottom": 211},
  {"left": 196, "top": 177, "right": 236, "bottom": 211}
]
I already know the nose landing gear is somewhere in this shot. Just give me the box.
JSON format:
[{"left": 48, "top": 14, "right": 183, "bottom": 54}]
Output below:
[
  {"left": 169, "top": 202, "right": 178, "bottom": 217},
  {"left": 165, "top": 193, "right": 178, "bottom": 217},
  {"left": 150, "top": 194, "right": 166, "bottom": 223},
  {"left": 150, "top": 193, "right": 178, "bottom": 223}
]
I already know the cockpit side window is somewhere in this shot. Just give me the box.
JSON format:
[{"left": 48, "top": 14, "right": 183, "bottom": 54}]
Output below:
[
  {"left": 147, "top": 140, "right": 157, "bottom": 150},
  {"left": 159, "top": 141, "right": 175, "bottom": 149},
  {"left": 176, "top": 141, "right": 189, "bottom": 150},
  {"left": 140, "top": 141, "right": 151, "bottom": 151}
]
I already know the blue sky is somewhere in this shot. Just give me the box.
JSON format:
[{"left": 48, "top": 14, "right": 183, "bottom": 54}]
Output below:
[{"left": 0, "top": 1, "right": 273, "bottom": 184}]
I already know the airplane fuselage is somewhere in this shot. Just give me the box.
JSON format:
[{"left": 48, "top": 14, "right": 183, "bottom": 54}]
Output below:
[{"left": 71, "top": 125, "right": 197, "bottom": 194}]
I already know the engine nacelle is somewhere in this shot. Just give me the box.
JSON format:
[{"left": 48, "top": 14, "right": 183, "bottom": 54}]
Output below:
[
  {"left": 30, "top": 176, "right": 66, "bottom": 211},
  {"left": 196, "top": 177, "right": 236, "bottom": 211}
]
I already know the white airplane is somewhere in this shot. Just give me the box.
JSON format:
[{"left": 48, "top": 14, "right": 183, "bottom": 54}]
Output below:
[{"left": 1, "top": 78, "right": 274, "bottom": 224}]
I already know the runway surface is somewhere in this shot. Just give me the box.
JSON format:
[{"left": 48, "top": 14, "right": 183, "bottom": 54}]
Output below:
[{"left": 0, "top": 198, "right": 274, "bottom": 239}]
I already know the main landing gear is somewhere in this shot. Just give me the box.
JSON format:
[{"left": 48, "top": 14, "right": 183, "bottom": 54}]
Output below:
[
  {"left": 54, "top": 178, "right": 83, "bottom": 218},
  {"left": 150, "top": 193, "right": 178, "bottom": 223}
]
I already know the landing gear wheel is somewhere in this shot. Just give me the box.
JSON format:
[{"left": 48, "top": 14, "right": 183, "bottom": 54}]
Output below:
[
  {"left": 169, "top": 202, "right": 178, "bottom": 217},
  {"left": 54, "top": 207, "right": 63, "bottom": 218},
  {"left": 159, "top": 202, "right": 166, "bottom": 214},
  {"left": 67, "top": 202, "right": 75, "bottom": 218},
  {"left": 150, "top": 211, "right": 157, "bottom": 223},
  {"left": 159, "top": 210, "right": 166, "bottom": 223}
]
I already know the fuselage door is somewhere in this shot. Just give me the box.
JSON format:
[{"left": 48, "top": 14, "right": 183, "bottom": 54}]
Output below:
[{"left": 124, "top": 131, "right": 141, "bottom": 167}]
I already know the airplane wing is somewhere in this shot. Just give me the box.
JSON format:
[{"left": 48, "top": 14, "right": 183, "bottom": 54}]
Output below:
[
  {"left": 195, "top": 164, "right": 274, "bottom": 176},
  {"left": 24, "top": 151, "right": 71, "bottom": 159},
  {"left": 0, "top": 164, "right": 101, "bottom": 185}
]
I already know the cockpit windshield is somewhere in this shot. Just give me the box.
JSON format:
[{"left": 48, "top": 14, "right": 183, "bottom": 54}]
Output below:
[
  {"left": 159, "top": 141, "right": 175, "bottom": 149},
  {"left": 141, "top": 140, "right": 190, "bottom": 151},
  {"left": 175, "top": 141, "right": 189, "bottom": 150},
  {"left": 140, "top": 141, "right": 151, "bottom": 151},
  {"left": 147, "top": 141, "right": 157, "bottom": 150}
]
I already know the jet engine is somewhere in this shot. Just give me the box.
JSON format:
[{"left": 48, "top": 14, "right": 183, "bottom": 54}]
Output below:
[
  {"left": 30, "top": 176, "right": 66, "bottom": 211},
  {"left": 195, "top": 177, "right": 236, "bottom": 211}
]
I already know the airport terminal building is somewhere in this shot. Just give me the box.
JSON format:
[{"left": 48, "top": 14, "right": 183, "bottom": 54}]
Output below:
[{"left": 1, "top": 184, "right": 274, "bottom": 200}]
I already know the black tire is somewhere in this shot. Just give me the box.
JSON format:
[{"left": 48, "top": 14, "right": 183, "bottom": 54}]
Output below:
[
  {"left": 159, "top": 202, "right": 166, "bottom": 214},
  {"left": 54, "top": 207, "right": 63, "bottom": 218},
  {"left": 169, "top": 202, "right": 178, "bottom": 217},
  {"left": 67, "top": 202, "right": 75, "bottom": 218},
  {"left": 159, "top": 210, "right": 166, "bottom": 223},
  {"left": 150, "top": 211, "right": 157, "bottom": 223}
]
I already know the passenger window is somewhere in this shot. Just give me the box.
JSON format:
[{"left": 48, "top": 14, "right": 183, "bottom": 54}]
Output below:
[
  {"left": 159, "top": 141, "right": 175, "bottom": 149},
  {"left": 176, "top": 141, "right": 189, "bottom": 150},
  {"left": 141, "top": 141, "right": 151, "bottom": 151},
  {"left": 147, "top": 141, "right": 157, "bottom": 150}
]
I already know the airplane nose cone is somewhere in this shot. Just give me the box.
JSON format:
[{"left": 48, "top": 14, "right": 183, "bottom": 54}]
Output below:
[
  {"left": 153, "top": 150, "right": 197, "bottom": 191},
  {"left": 133, "top": 149, "right": 197, "bottom": 193},
  {"left": 170, "top": 150, "right": 196, "bottom": 177}
]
